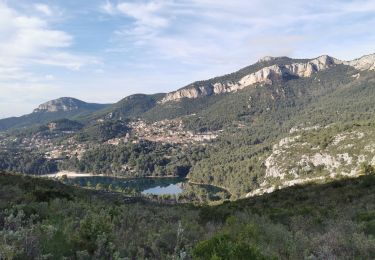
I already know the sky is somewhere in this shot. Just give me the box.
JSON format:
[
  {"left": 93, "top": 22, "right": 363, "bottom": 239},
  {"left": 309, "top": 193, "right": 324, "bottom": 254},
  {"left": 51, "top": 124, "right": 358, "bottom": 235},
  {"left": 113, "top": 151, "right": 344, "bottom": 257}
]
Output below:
[{"left": 0, "top": 0, "right": 375, "bottom": 118}]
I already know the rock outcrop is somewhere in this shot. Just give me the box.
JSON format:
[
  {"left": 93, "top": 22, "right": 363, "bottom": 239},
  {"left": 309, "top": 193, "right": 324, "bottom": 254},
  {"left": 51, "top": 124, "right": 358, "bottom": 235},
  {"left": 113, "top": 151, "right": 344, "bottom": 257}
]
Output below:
[
  {"left": 160, "top": 54, "right": 375, "bottom": 104},
  {"left": 160, "top": 55, "right": 338, "bottom": 103},
  {"left": 33, "top": 97, "right": 87, "bottom": 113},
  {"left": 246, "top": 126, "right": 371, "bottom": 198},
  {"left": 258, "top": 56, "right": 277, "bottom": 62},
  {"left": 342, "top": 53, "right": 375, "bottom": 71}
]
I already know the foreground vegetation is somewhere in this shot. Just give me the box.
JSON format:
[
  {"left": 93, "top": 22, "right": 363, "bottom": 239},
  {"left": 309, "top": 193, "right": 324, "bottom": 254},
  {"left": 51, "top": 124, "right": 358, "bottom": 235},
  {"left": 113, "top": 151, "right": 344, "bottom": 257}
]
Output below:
[{"left": 1, "top": 172, "right": 375, "bottom": 259}]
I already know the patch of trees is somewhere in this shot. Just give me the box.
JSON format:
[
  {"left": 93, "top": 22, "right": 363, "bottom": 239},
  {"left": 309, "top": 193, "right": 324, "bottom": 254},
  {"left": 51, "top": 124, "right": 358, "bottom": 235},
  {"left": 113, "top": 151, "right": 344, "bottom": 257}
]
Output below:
[
  {"left": 60, "top": 140, "right": 207, "bottom": 177},
  {"left": 48, "top": 118, "right": 84, "bottom": 131},
  {"left": 0, "top": 150, "right": 58, "bottom": 175},
  {"left": 76, "top": 120, "right": 130, "bottom": 142}
]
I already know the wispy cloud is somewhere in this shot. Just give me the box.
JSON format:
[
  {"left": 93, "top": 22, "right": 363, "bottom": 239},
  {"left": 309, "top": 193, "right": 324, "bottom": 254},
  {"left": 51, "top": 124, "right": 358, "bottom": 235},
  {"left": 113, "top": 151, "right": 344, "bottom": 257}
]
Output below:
[
  {"left": 0, "top": 2, "right": 94, "bottom": 71},
  {"left": 103, "top": 0, "right": 375, "bottom": 65},
  {"left": 117, "top": 1, "right": 169, "bottom": 29},
  {"left": 34, "top": 3, "right": 53, "bottom": 16},
  {"left": 103, "top": 0, "right": 171, "bottom": 40},
  {"left": 32, "top": 52, "right": 98, "bottom": 70},
  {"left": 100, "top": 0, "right": 116, "bottom": 15},
  {"left": 0, "top": 1, "right": 98, "bottom": 117}
]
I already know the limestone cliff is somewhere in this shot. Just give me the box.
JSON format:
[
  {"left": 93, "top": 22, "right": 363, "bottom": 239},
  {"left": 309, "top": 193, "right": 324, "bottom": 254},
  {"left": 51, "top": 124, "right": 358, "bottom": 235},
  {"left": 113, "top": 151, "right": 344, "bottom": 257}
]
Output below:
[
  {"left": 342, "top": 53, "right": 375, "bottom": 71},
  {"left": 32, "top": 97, "right": 104, "bottom": 113},
  {"left": 160, "top": 54, "right": 375, "bottom": 103},
  {"left": 160, "top": 55, "right": 338, "bottom": 103}
]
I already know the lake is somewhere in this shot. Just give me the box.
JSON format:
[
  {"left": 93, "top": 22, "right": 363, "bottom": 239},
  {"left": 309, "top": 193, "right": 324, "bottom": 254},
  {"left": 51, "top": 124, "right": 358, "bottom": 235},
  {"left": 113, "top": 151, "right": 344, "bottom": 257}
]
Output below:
[
  {"left": 67, "top": 176, "right": 188, "bottom": 195},
  {"left": 66, "top": 176, "right": 229, "bottom": 198}
]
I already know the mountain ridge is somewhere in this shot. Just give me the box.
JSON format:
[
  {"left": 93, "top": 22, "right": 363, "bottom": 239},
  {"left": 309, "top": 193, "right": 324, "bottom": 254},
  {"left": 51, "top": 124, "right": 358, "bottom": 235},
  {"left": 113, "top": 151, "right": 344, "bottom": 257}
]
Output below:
[
  {"left": 160, "top": 54, "right": 375, "bottom": 103},
  {"left": 2, "top": 53, "right": 374, "bottom": 124}
]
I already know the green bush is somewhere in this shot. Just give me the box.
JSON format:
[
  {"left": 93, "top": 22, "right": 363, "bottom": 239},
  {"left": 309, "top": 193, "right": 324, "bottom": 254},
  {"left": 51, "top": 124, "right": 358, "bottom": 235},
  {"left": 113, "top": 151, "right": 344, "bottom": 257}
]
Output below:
[{"left": 193, "top": 233, "right": 267, "bottom": 260}]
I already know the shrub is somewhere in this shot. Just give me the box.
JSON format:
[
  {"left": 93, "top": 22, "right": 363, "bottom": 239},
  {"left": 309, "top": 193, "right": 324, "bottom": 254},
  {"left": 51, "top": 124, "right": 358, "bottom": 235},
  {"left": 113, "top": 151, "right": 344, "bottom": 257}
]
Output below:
[{"left": 193, "top": 233, "right": 267, "bottom": 260}]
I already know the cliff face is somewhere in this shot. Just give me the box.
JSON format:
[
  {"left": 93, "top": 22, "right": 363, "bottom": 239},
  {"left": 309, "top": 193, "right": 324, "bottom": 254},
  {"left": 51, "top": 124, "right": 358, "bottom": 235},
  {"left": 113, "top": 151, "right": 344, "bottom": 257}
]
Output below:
[
  {"left": 160, "top": 54, "right": 375, "bottom": 103},
  {"left": 342, "top": 54, "right": 375, "bottom": 71},
  {"left": 160, "top": 55, "right": 338, "bottom": 103}
]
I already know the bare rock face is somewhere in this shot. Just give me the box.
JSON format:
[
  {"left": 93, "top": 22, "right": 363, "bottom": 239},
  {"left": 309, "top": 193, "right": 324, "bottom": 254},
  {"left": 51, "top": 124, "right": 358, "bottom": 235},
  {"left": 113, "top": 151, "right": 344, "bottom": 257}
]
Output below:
[
  {"left": 258, "top": 56, "right": 277, "bottom": 62},
  {"left": 286, "top": 55, "right": 338, "bottom": 77},
  {"left": 343, "top": 54, "right": 375, "bottom": 71},
  {"left": 33, "top": 97, "right": 84, "bottom": 113},
  {"left": 161, "top": 86, "right": 214, "bottom": 103},
  {"left": 160, "top": 54, "right": 375, "bottom": 104},
  {"left": 160, "top": 55, "right": 337, "bottom": 103}
]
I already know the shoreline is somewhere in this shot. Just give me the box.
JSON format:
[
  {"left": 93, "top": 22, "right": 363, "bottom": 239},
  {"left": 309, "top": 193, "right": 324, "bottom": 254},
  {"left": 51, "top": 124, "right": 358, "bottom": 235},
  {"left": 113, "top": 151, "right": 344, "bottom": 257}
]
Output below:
[
  {"left": 41, "top": 171, "right": 104, "bottom": 178},
  {"left": 187, "top": 179, "right": 233, "bottom": 196},
  {"left": 40, "top": 171, "right": 233, "bottom": 196},
  {"left": 41, "top": 171, "right": 184, "bottom": 180}
]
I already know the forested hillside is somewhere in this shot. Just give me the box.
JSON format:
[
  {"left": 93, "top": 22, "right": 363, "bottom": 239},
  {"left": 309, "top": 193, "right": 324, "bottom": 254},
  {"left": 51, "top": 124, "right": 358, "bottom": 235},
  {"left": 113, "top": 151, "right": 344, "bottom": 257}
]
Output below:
[{"left": 0, "top": 172, "right": 374, "bottom": 259}]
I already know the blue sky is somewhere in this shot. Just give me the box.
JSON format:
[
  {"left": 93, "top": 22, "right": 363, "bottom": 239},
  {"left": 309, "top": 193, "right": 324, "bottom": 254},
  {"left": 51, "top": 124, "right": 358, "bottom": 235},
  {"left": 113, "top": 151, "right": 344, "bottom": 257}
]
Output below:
[{"left": 1, "top": 0, "right": 375, "bottom": 118}]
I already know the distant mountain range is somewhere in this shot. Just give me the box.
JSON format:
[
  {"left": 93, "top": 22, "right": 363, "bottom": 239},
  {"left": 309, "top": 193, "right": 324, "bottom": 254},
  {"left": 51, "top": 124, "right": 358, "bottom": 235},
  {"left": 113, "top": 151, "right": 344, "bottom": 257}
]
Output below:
[
  {"left": 88, "top": 52, "right": 375, "bottom": 129},
  {"left": 1, "top": 53, "right": 374, "bottom": 132},
  {"left": 1, "top": 52, "right": 375, "bottom": 197}
]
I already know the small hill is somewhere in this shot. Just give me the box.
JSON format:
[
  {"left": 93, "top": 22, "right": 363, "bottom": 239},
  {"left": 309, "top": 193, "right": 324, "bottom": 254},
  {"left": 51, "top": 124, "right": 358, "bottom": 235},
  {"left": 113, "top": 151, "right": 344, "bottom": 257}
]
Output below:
[{"left": 88, "top": 93, "right": 165, "bottom": 121}]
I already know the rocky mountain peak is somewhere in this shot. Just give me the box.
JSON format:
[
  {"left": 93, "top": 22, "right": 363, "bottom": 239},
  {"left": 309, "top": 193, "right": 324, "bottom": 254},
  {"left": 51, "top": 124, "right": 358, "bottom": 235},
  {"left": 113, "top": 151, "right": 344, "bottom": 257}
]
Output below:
[
  {"left": 313, "top": 55, "right": 338, "bottom": 65},
  {"left": 33, "top": 97, "right": 86, "bottom": 113}
]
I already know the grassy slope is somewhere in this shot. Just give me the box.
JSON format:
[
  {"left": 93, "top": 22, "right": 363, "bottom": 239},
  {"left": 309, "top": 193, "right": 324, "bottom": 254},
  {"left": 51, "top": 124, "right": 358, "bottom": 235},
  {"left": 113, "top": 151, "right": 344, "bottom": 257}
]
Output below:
[{"left": 0, "top": 172, "right": 374, "bottom": 259}]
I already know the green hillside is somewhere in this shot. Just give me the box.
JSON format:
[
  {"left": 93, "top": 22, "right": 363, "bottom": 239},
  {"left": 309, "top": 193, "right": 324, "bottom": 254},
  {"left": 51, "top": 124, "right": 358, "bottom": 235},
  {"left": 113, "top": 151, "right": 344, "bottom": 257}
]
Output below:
[
  {"left": 0, "top": 172, "right": 374, "bottom": 259},
  {"left": 85, "top": 93, "right": 165, "bottom": 122},
  {"left": 0, "top": 99, "right": 110, "bottom": 132}
]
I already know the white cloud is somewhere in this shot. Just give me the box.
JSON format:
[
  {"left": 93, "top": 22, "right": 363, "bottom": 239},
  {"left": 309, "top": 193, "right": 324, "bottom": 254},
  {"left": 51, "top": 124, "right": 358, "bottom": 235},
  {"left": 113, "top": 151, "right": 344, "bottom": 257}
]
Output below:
[
  {"left": 101, "top": 0, "right": 116, "bottom": 15},
  {"left": 34, "top": 3, "right": 53, "bottom": 16},
  {"left": 0, "top": 2, "right": 95, "bottom": 69},
  {"left": 0, "top": 2, "right": 98, "bottom": 118},
  {"left": 112, "top": 0, "right": 170, "bottom": 39},
  {"left": 117, "top": 1, "right": 169, "bottom": 28},
  {"left": 105, "top": 0, "right": 375, "bottom": 67},
  {"left": 33, "top": 52, "right": 98, "bottom": 70}
]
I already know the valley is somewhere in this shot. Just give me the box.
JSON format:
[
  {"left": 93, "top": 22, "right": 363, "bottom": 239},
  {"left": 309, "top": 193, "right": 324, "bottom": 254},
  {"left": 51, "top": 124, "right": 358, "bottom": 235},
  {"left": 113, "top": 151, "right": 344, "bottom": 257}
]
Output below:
[
  {"left": 2, "top": 1, "right": 375, "bottom": 258},
  {"left": 1, "top": 53, "right": 375, "bottom": 258},
  {"left": 1, "top": 54, "right": 375, "bottom": 200}
]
